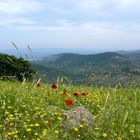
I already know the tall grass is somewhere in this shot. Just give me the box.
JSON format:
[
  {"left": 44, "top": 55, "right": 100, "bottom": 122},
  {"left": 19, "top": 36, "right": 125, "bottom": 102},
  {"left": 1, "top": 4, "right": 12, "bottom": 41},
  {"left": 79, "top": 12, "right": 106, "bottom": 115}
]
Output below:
[{"left": 0, "top": 80, "right": 139, "bottom": 140}]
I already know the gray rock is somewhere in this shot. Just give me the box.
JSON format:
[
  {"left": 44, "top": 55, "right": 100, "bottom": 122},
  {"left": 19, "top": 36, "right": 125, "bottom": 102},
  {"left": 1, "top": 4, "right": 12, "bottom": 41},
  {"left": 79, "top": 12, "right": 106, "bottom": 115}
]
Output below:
[{"left": 62, "top": 106, "right": 94, "bottom": 129}]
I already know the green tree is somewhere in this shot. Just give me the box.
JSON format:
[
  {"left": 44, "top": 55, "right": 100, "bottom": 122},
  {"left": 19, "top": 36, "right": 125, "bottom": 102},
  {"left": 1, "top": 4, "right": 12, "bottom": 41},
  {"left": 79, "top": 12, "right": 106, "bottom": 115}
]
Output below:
[{"left": 0, "top": 54, "right": 35, "bottom": 81}]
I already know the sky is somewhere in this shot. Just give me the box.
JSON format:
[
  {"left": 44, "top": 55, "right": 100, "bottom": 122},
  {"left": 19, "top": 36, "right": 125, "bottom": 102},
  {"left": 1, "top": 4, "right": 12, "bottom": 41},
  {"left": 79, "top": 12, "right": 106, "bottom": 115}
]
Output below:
[{"left": 0, "top": 0, "right": 140, "bottom": 52}]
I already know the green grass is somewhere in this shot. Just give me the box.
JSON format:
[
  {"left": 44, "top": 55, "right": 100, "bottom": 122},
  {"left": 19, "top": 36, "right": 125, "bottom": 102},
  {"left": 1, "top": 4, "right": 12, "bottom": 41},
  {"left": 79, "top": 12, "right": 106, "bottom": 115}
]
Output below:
[{"left": 0, "top": 80, "right": 140, "bottom": 140}]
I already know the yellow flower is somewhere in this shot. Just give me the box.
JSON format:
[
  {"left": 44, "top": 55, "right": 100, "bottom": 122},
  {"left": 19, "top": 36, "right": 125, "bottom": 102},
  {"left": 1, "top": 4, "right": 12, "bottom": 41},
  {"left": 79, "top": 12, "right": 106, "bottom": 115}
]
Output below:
[
  {"left": 54, "top": 113, "right": 58, "bottom": 115},
  {"left": 5, "top": 111, "right": 9, "bottom": 115},
  {"left": 78, "top": 134, "right": 80, "bottom": 137},
  {"left": 35, "top": 123, "right": 40, "bottom": 127},
  {"left": 74, "top": 128, "right": 79, "bottom": 132},
  {"left": 92, "top": 115, "right": 97, "bottom": 120},
  {"left": 40, "top": 115, "right": 44, "bottom": 118},
  {"left": 95, "top": 127, "right": 99, "bottom": 130},
  {"left": 73, "top": 110, "right": 77, "bottom": 114},
  {"left": 8, "top": 132, "right": 13, "bottom": 136},
  {"left": 26, "top": 128, "right": 32, "bottom": 132},
  {"left": 9, "top": 123, "right": 13, "bottom": 126},
  {"left": 57, "top": 117, "right": 62, "bottom": 121},
  {"left": 102, "top": 133, "right": 107, "bottom": 138},
  {"left": 79, "top": 124, "right": 84, "bottom": 128},
  {"left": 27, "top": 119, "right": 30, "bottom": 122},
  {"left": 81, "top": 119, "right": 86, "bottom": 122},
  {"left": 45, "top": 120, "right": 48, "bottom": 123},
  {"left": 30, "top": 124, "right": 34, "bottom": 127},
  {"left": 54, "top": 130, "right": 59, "bottom": 134},
  {"left": 34, "top": 132, "right": 38, "bottom": 136},
  {"left": 24, "top": 124, "right": 27, "bottom": 128},
  {"left": 42, "top": 129, "right": 47, "bottom": 136},
  {"left": 14, "top": 135, "right": 18, "bottom": 138},
  {"left": 130, "top": 129, "right": 134, "bottom": 134}
]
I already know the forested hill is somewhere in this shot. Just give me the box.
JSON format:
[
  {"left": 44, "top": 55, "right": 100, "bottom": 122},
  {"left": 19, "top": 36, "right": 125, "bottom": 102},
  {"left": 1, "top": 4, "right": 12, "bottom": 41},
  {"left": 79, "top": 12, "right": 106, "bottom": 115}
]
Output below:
[{"left": 32, "top": 52, "right": 140, "bottom": 86}]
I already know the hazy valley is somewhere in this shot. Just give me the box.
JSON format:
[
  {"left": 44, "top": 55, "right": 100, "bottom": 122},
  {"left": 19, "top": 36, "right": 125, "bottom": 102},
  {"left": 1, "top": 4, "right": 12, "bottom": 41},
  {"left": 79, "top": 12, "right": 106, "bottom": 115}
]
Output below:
[{"left": 31, "top": 50, "right": 140, "bottom": 86}]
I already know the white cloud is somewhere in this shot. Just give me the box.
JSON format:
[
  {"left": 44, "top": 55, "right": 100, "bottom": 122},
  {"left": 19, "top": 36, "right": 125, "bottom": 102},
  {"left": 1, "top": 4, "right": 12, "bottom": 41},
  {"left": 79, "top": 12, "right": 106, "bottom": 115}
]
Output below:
[
  {"left": 73, "top": 0, "right": 140, "bottom": 13},
  {"left": 1, "top": 0, "right": 140, "bottom": 28},
  {"left": 30, "top": 21, "right": 140, "bottom": 50},
  {"left": 0, "top": 18, "right": 35, "bottom": 27},
  {"left": 12, "top": 20, "right": 140, "bottom": 36},
  {"left": 74, "top": 0, "right": 104, "bottom": 11},
  {"left": 116, "top": 0, "right": 140, "bottom": 10},
  {"left": 0, "top": 0, "right": 43, "bottom": 16},
  {"left": 0, "top": 0, "right": 43, "bottom": 26},
  {"left": 1, "top": 20, "right": 140, "bottom": 51}
]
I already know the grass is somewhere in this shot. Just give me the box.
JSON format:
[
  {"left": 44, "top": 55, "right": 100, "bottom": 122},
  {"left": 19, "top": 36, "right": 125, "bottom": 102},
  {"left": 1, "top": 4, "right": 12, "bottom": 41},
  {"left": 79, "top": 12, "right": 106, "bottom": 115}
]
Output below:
[{"left": 0, "top": 80, "right": 140, "bottom": 140}]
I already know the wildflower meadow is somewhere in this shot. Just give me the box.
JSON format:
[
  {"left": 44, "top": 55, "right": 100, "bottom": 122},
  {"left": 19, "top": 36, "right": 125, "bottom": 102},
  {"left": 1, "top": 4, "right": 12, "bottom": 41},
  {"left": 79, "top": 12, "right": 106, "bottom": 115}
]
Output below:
[{"left": 0, "top": 80, "right": 140, "bottom": 140}]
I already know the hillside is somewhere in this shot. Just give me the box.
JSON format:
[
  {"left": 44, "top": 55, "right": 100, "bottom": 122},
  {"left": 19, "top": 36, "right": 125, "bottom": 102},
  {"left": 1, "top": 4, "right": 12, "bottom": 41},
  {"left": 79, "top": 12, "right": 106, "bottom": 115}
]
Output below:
[
  {"left": 125, "top": 53, "right": 140, "bottom": 64},
  {"left": 33, "top": 52, "right": 140, "bottom": 86},
  {"left": 116, "top": 50, "right": 140, "bottom": 63},
  {"left": 32, "top": 63, "right": 69, "bottom": 82},
  {"left": 42, "top": 52, "right": 132, "bottom": 73}
]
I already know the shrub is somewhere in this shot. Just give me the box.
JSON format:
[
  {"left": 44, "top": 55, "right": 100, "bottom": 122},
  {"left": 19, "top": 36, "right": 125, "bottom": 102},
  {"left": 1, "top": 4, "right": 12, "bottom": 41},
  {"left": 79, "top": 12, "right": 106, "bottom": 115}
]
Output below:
[{"left": 0, "top": 54, "right": 35, "bottom": 81}]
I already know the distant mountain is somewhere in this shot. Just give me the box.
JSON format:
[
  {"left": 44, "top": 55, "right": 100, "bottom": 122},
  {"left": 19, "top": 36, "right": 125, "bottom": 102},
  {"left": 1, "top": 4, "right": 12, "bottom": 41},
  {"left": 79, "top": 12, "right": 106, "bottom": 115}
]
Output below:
[
  {"left": 32, "top": 63, "right": 69, "bottom": 82},
  {"left": 33, "top": 52, "right": 140, "bottom": 86},
  {"left": 40, "top": 52, "right": 133, "bottom": 74},
  {"left": 117, "top": 50, "right": 140, "bottom": 54},
  {"left": 0, "top": 47, "right": 103, "bottom": 60},
  {"left": 117, "top": 50, "right": 140, "bottom": 64},
  {"left": 124, "top": 52, "right": 140, "bottom": 64}
]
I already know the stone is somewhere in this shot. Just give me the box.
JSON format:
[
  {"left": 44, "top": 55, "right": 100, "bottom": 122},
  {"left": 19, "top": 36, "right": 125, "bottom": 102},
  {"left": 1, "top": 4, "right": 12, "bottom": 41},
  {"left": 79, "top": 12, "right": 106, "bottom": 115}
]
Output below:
[{"left": 62, "top": 106, "right": 94, "bottom": 129}]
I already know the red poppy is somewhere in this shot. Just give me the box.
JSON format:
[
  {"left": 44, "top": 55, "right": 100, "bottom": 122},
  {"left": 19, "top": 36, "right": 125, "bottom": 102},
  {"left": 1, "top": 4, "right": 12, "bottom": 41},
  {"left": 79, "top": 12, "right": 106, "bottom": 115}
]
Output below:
[
  {"left": 63, "top": 89, "right": 67, "bottom": 96},
  {"left": 47, "top": 120, "right": 52, "bottom": 125},
  {"left": 51, "top": 84, "right": 57, "bottom": 89},
  {"left": 81, "top": 92, "right": 89, "bottom": 96},
  {"left": 36, "top": 83, "right": 41, "bottom": 88},
  {"left": 4, "top": 120, "right": 9, "bottom": 126},
  {"left": 65, "top": 100, "right": 73, "bottom": 105},
  {"left": 74, "top": 92, "right": 80, "bottom": 97}
]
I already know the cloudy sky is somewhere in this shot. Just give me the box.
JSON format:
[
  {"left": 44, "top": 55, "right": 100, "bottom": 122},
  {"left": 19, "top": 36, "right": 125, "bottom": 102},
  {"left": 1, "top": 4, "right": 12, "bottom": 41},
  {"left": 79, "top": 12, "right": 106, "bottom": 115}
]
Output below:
[{"left": 0, "top": 0, "right": 140, "bottom": 51}]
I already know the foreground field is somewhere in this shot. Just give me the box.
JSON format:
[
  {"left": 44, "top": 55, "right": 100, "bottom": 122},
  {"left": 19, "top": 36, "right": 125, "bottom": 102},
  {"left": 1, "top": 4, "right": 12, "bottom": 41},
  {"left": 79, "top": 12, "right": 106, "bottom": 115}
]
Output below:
[{"left": 0, "top": 81, "right": 140, "bottom": 140}]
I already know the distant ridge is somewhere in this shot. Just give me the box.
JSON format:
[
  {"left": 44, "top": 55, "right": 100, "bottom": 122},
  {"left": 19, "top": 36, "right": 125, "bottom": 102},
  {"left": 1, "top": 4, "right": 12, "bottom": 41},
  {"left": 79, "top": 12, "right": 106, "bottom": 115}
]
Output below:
[{"left": 33, "top": 51, "right": 140, "bottom": 85}]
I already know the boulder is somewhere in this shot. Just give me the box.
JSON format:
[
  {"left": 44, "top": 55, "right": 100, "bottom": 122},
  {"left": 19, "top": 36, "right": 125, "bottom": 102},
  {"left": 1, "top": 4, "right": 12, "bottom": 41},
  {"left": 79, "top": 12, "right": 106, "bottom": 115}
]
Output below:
[{"left": 62, "top": 106, "right": 94, "bottom": 129}]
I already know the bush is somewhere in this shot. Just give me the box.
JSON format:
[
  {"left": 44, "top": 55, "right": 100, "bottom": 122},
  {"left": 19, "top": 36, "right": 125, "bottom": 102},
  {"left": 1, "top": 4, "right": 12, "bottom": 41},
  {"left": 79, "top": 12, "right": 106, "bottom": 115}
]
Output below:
[{"left": 0, "top": 54, "right": 35, "bottom": 81}]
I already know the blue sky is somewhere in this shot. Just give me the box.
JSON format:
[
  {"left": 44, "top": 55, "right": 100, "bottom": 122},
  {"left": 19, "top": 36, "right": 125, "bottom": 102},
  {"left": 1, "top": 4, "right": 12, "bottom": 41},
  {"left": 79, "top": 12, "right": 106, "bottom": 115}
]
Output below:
[{"left": 0, "top": 0, "right": 140, "bottom": 52}]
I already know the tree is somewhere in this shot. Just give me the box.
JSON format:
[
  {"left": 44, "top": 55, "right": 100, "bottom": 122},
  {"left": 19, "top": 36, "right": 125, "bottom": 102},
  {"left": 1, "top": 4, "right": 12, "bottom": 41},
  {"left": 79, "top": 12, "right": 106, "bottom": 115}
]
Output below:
[{"left": 0, "top": 54, "right": 35, "bottom": 81}]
